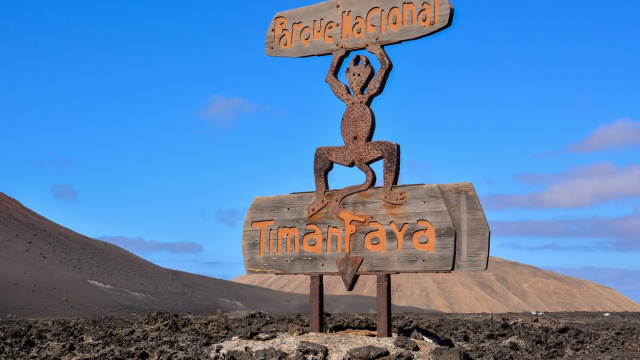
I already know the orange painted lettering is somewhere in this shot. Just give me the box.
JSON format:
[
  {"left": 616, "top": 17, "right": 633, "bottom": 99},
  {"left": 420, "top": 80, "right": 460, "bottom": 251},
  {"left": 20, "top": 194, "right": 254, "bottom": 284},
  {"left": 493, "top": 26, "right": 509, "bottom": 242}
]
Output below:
[
  {"left": 302, "top": 224, "right": 323, "bottom": 254},
  {"left": 341, "top": 11, "right": 353, "bottom": 39},
  {"left": 338, "top": 212, "right": 366, "bottom": 253},
  {"left": 390, "top": 222, "right": 408, "bottom": 250},
  {"left": 313, "top": 19, "right": 325, "bottom": 40},
  {"left": 269, "top": 229, "right": 275, "bottom": 254},
  {"left": 324, "top": 21, "right": 337, "bottom": 43},
  {"left": 278, "top": 227, "right": 299, "bottom": 253},
  {"left": 300, "top": 26, "right": 312, "bottom": 47},
  {"left": 418, "top": 3, "right": 431, "bottom": 26},
  {"left": 327, "top": 226, "right": 342, "bottom": 253},
  {"left": 352, "top": 16, "right": 365, "bottom": 39},
  {"left": 279, "top": 30, "right": 291, "bottom": 50},
  {"left": 291, "top": 22, "right": 303, "bottom": 45},
  {"left": 388, "top": 7, "right": 401, "bottom": 31},
  {"left": 366, "top": 7, "right": 380, "bottom": 33},
  {"left": 251, "top": 220, "right": 274, "bottom": 256},
  {"left": 412, "top": 220, "right": 436, "bottom": 252},
  {"left": 365, "top": 222, "right": 387, "bottom": 253},
  {"left": 403, "top": 3, "right": 417, "bottom": 26},
  {"left": 274, "top": 17, "right": 287, "bottom": 44}
]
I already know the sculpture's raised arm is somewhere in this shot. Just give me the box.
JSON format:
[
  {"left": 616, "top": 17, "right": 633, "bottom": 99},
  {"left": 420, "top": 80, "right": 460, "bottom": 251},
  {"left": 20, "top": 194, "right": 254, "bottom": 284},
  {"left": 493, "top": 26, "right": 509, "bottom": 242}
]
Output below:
[
  {"left": 325, "top": 45, "right": 351, "bottom": 102},
  {"left": 364, "top": 44, "right": 392, "bottom": 101}
]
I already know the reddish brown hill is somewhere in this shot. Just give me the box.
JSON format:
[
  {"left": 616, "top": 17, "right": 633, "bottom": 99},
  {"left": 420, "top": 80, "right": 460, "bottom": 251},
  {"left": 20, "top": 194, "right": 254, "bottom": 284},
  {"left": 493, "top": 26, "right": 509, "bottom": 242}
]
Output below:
[
  {"left": 234, "top": 257, "right": 640, "bottom": 313},
  {"left": 0, "top": 192, "right": 427, "bottom": 318}
]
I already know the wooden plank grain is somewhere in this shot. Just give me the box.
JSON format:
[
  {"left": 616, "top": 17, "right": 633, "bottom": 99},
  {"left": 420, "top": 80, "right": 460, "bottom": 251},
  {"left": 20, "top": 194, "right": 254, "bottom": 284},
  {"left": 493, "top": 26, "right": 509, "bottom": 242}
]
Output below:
[
  {"left": 439, "top": 182, "right": 490, "bottom": 271},
  {"left": 265, "top": 0, "right": 454, "bottom": 57}
]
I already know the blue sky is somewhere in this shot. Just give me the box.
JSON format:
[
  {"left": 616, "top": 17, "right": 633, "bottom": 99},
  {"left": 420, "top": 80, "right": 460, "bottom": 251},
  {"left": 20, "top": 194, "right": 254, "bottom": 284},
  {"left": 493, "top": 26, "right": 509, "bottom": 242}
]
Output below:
[{"left": 2, "top": 1, "right": 639, "bottom": 304}]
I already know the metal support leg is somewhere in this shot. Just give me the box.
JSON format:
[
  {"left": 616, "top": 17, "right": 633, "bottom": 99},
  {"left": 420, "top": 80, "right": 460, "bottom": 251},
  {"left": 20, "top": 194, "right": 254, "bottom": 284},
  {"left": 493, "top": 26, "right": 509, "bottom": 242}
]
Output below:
[
  {"left": 377, "top": 274, "right": 391, "bottom": 338},
  {"left": 310, "top": 274, "right": 324, "bottom": 333}
]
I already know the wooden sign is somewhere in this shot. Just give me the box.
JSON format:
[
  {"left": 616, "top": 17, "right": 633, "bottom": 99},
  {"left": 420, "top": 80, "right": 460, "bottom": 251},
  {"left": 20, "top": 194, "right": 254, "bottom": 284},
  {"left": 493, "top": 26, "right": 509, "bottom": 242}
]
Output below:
[
  {"left": 242, "top": 183, "right": 489, "bottom": 275},
  {"left": 265, "top": 0, "right": 454, "bottom": 57},
  {"left": 256, "top": 2, "right": 470, "bottom": 335}
]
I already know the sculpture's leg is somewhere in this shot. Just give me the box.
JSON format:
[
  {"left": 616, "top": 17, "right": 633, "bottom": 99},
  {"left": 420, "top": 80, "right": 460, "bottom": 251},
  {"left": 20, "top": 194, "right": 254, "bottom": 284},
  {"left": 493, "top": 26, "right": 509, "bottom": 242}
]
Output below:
[
  {"left": 307, "top": 146, "right": 352, "bottom": 218},
  {"left": 365, "top": 141, "right": 404, "bottom": 205}
]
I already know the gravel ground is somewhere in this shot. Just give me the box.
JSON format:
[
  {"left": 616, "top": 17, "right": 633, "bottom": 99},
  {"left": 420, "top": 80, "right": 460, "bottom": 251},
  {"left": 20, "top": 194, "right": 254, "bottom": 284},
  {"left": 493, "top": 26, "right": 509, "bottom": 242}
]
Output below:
[{"left": 1, "top": 311, "right": 639, "bottom": 359}]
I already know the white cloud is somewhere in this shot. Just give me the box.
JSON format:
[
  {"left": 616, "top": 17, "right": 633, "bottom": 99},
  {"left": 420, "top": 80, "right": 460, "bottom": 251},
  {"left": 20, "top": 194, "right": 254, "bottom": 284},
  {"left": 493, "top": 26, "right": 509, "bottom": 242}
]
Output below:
[
  {"left": 200, "top": 208, "right": 244, "bottom": 227},
  {"left": 565, "top": 118, "right": 640, "bottom": 153},
  {"left": 214, "top": 209, "right": 243, "bottom": 227},
  {"left": 54, "top": 157, "right": 74, "bottom": 169},
  {"left": 195, "top": 94, "right": 262, "bottom": 128},
  {"left": 490, "top": 210, "right": 640, "bottom": 251},
  {"left": 51, "top": 184, "right": 79, "bottom": 204},
  {"left": 97, "top": 236, "right": 204, "bottom": 254},
  {"left": 484, "top": 162, "right": 640, "bottom": 210},
  {"left": 32, "top": 157, "right": 76, "bottom": 170}
]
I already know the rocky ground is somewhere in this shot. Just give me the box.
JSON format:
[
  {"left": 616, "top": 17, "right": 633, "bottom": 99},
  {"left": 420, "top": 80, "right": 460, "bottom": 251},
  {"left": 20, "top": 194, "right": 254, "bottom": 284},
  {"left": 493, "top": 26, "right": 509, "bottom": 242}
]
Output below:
[{"left": 1, "top": 311, "right": 639, "bottom": 359}]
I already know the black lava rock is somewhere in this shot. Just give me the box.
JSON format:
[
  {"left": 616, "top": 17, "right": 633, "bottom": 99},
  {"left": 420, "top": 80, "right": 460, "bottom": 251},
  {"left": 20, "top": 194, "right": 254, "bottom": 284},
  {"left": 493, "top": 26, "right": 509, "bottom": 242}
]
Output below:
[
  {"left": 253, "top": 347, "right": 287, "bottom": 360},
  {"left": 394, "top": 335, "right": 419, "bottom": 351},
  {"left": 347, "top": 345, "right": 390, "bottom": 359},
  {"left": 298, "top": 340, "right": 329, "bottom": 358},
  {"left": 429, "top": 346, "right": 471, "bottom": 360}
]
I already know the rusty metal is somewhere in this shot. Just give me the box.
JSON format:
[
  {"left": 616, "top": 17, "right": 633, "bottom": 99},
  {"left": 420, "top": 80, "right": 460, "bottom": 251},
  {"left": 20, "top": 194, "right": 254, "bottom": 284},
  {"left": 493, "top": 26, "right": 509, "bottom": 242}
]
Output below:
[
  {"left": 335, "top": 252, "right": 363, "bottom": 291},
  {"left": 377, "top": 274, "right": 392, "bottom": 338},
  {"left": 304, "top": 44, "right": 401, "bottom": 338},
  {"left": 307, "top": 44, "right": 404, "bottom": 219},
  {"left": 310, "top": 274, "right": 324, "bottom": 333}
]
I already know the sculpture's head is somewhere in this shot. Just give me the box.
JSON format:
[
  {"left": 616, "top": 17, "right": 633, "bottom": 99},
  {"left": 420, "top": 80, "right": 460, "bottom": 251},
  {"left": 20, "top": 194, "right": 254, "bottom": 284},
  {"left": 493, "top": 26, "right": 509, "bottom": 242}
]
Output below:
[{"left": 346, "top": 55, "right": 374, "bottom": 94}]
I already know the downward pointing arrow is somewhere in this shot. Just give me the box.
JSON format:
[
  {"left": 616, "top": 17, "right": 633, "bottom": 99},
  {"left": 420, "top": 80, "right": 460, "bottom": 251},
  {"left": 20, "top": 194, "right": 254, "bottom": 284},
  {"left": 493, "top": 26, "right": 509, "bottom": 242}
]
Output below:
[{"left": 335, "top": 253, "right": 363, "bottom": 291}]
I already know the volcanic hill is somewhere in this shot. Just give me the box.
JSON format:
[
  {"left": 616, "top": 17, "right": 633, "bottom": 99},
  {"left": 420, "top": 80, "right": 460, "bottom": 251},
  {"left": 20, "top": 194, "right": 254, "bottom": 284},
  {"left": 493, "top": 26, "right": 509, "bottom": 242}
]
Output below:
[
  {"left": 0, "top": 192, "right": 425, "bottom": 319},
  {"left": 234, "top": 257, "right": 640, "bottom": 313}
]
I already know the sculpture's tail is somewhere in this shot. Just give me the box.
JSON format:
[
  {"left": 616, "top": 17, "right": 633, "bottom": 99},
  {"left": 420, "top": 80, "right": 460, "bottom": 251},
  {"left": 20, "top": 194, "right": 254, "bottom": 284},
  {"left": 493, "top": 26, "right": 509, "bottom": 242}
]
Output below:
[{"left": 330, "top": 162, "right": 375, "bottom": 217}]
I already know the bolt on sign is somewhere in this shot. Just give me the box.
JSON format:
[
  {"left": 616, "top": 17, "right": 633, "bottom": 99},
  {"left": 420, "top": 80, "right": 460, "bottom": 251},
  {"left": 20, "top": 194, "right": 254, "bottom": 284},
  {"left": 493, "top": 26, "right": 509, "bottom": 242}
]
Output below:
[{"left": 265, "top": 0, "right": 453, "bottom": 57}]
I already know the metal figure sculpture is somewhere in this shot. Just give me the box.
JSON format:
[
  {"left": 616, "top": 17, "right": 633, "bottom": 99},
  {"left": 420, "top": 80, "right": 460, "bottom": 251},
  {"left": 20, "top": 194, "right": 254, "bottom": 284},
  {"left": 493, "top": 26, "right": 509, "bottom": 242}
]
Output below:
[{"left": 306, "top": 44, "right": 404, "bottom": 218}]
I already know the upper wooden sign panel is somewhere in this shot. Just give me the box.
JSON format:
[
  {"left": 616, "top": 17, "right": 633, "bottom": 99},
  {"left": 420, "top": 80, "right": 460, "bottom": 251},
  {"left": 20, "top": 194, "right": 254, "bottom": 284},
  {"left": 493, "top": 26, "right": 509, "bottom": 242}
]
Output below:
[{"left": 265, "top": 0, "right": 454, "bottom": 57}]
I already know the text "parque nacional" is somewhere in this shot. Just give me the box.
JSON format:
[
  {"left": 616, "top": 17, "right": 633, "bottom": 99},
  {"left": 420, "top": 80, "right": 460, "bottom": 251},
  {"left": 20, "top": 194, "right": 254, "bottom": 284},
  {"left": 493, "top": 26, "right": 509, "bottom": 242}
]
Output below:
[{"left": 272, "top": 1, "right": 441, "bottom": 50}]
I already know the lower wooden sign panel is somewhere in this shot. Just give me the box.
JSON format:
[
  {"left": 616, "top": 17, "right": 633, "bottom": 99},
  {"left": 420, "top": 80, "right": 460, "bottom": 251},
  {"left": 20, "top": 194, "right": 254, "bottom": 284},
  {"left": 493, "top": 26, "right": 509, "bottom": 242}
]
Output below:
[{"left": 242, "top": 183, "right": 489, "bottom": 274}]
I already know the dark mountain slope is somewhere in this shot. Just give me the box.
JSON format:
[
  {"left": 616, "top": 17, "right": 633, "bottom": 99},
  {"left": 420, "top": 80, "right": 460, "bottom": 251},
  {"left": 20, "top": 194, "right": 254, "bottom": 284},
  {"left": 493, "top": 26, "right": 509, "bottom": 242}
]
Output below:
[{"left": 0, "top": 193, "right": 427, "bottom": 318}]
